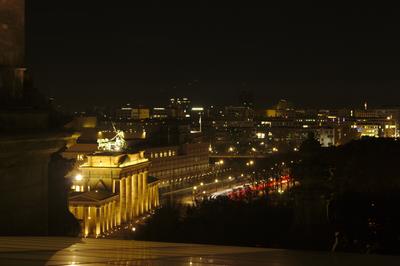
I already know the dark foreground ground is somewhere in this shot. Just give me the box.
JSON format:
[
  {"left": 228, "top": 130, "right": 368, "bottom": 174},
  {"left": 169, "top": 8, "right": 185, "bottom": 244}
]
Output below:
[{"left": 0, "top": 237, "right": 399, "bottom": 265}]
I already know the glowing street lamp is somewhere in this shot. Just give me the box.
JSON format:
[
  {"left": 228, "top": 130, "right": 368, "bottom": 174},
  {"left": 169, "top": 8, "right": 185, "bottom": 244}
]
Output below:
[{"left": 75, "top": 174, "right": 83, "bottom": 181}]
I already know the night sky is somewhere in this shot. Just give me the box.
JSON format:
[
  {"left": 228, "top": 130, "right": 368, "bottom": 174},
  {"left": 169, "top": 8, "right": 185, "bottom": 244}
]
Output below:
[{"left": 26, "top": 3, "right": 400, "bottom": 110}]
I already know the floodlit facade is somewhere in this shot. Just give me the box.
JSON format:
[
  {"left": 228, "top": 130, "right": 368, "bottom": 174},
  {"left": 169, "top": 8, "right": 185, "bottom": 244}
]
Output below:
[
  {"left": 144, "top": 143, "right": 210, "bottom": 185},
  {"left": 68, "top": 151, "right": 160, "bottom": 237}
]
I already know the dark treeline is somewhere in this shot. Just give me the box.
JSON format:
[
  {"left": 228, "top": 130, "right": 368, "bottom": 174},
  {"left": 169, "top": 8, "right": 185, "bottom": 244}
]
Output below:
[
  {"left": 292, "top": 136, "right": 400, "bottom": 254},
  {"left": 134, "top": 196, "right": 293, "bottom": 248},
  {"left": 134, "top": 137, "right": 400, "bottom": 254}
]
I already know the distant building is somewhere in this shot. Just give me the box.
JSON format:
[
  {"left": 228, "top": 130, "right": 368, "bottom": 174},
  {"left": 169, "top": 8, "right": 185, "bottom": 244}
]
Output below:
[
  {"left": 351, "top": 122, "right": 397, "bottom": 138},
  {"left": 224, "top": 106, "right": 254, "bottom": 122},
  {"left": 151, "top": 107, "right": 168, "bottom": 119},
  {"left": 116, "top": 107, "right": 134, "bottom": 120},
  {"left": 144, "top": 142, "right": 210, "bottom": 185},
  {"left": 116, "top": 106, "right": 150, "bottom": 120},
  {"left": 265, "top": 109, "right": 277, "bottom": 117},
  {"left": 168, "top": 97, "right": 191, "bottom": 119},
  {"left": 132, "top": 107, "right": 150, "bottom": 120}
]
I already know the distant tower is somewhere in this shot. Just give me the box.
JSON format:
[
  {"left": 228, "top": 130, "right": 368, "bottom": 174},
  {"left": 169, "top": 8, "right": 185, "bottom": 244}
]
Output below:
[{"left": 364, "top": 101, "right": 368, "bottom": 111}]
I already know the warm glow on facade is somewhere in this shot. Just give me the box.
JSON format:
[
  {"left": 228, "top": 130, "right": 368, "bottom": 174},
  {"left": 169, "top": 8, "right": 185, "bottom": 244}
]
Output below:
[{"left": 69, "top": 151, "right": 160, "bottom": 237}]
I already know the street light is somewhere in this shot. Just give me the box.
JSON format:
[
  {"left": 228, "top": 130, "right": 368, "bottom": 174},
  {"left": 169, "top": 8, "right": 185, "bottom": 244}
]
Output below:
[
  {"left": 75, "top": 174, "right": 83, "bottom": 181},
  {"left": 192, "top": 186, "right": 198, "bottom": 204},
  {"left": 228, "top": 176, "right": 233, "bottom": 188}
]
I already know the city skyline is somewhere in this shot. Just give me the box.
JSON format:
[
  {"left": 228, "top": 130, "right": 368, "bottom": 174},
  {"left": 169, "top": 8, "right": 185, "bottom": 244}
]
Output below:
[
  {"left": 26, "top": 3, "right": 400, "bottom": 109},
  {"left": 3, "top": 2, "right": 400, "bottom": 262}
]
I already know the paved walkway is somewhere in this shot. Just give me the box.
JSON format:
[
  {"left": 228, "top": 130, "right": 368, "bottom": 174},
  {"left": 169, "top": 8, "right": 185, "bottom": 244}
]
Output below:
[{"left": 0, "top": 237, "right": 399, "bottom": 265}]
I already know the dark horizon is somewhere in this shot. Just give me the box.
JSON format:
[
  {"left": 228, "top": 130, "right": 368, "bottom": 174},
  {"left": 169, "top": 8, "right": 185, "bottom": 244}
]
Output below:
[{"left": 26, "top": 3, "right": 400, "bottom": 110}]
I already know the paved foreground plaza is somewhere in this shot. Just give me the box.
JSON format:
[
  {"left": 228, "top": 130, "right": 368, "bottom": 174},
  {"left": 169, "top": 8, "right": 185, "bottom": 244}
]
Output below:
[{"left": 0, "top": 237, "right": 399, "bottom": 265}]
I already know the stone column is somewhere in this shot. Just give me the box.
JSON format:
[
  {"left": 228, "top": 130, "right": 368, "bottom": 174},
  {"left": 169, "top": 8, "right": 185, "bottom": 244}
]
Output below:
[
  {"left": 148, "top": 186, "right": 153, "bottom": 209},
  {"left": 132, "top": 173, "right": 138, "bottom": 218},
  {"left": 116, "top": 202, "right": 121, "bottom": 226},
  {"left": 125, "top": 175, "right": 132, "bottom": 221},
  {"left": 155, "top": 187, "right": 160, "bottom": 207},
  {"left": 109, "top": 202, "right": 113, "bottom": 228},
  {"left": 152, "top": 187, "right": 156, "bottom": 209},
  {"left": 142, "top": 171, "right": 148, "bottom": 213},
  {"left": 137, "top": 172, "right": 142, "bottom": 215},
  {"left": 119, "top": 178, "right": 126, "bottom": 223},
  {"left": 84, "top": 207, "right": 89, "bottom": 237},
  {"left": 100, "top": 205, "right": 104, "bottom": 234},
  {"left": 112, "top": 201, "right": 117, "bottom": 228},
  {"left": 108, "top": 203, "right": 112, "bottom": 230},
  {"left": 152, "top": 187, "right": 156, "bottom": 208},
  {"left": 152, "top": 186, "right": 156, "bottom": 209},
  {"left": 95, "top": 207, "right": 100, "bottom": 237},
  {"left": 105, "top": 203, "right": 110, "bottom": 232},
  {"left": 110, "top": 203, "right": 113, "bottom": 229}
]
